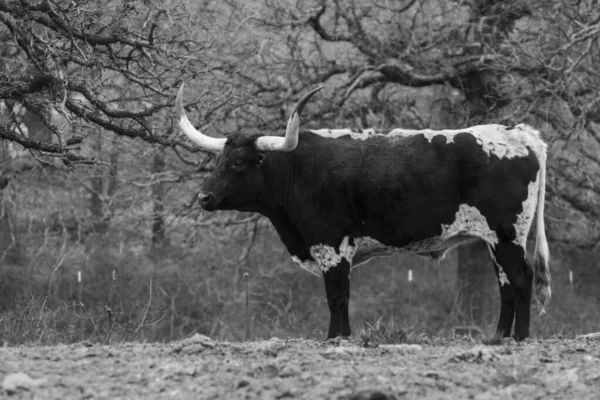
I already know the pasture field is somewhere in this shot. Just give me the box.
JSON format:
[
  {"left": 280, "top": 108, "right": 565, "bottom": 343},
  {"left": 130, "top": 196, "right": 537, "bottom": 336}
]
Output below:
[{"left": 2, "top": 335, "right": 599, "bottom": 399}]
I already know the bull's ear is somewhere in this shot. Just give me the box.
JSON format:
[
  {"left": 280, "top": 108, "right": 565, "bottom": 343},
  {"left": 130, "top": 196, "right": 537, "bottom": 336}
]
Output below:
[{"left": 256, "top": 153, "right": 265, "bottom": 167}]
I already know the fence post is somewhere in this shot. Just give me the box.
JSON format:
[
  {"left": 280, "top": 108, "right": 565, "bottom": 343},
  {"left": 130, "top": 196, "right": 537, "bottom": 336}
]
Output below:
[
  {"left": 107, "top": 270, "right": 116, "bottom": 343},
  {"left": 78, "top": 270, "right": 83, "bottom": 340},
  {"left": 407, "top": 269, "right": 413, "bottom": 308},
  {"left": 569, "top": 269, "right": 573, "bottom": 289},
  {"left": 243, "top": 272, "right": 250, "bottom": 341}
]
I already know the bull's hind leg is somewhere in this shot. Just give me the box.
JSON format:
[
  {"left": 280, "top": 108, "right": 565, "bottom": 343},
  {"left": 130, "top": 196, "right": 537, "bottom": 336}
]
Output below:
[
  {"left": 322, "top": 259, "right": 351, "bottom": 339},
  {"left": 490, "top": 242, "right": 533, "bottom": 340},
  {"left": 487, "top": 244, "right": 514, "bottom": 337},
  {"left": 495, "top": 272, "right": 515, "bottom": 334}
]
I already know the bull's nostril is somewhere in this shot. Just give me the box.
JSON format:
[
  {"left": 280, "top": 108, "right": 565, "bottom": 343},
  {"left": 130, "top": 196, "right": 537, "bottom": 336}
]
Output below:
[
  {"left": 198, "top": 192, "right": 217, "bottom": 210},
  {"left": 199, "top": 194, "right": 211, "bottom": 204}
]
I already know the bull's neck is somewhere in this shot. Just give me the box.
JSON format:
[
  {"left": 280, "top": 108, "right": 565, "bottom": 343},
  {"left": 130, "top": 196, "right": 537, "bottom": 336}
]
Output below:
[
  {"left": 258, "top": 152, "right": 297, "bottom": 215},
  {"left": 256, "top": 151, "right": 313, "bottom": 259}
]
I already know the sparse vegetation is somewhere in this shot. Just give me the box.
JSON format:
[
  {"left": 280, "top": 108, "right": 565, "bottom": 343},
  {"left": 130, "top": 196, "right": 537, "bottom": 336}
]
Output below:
[
  {"left": 1, "top": 0, "right": 600, "bottom": 346},
  {"left": 359, "top": 318, "right": 411, "bottom": 347},
  {"left": 2, "top": 336, "right": 600, "bottom": 398}
]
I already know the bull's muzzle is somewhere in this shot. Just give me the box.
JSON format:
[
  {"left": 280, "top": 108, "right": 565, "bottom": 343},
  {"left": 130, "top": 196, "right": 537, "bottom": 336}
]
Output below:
[{"left": 198, "top": 191, "right": 219, "bottom": 211}]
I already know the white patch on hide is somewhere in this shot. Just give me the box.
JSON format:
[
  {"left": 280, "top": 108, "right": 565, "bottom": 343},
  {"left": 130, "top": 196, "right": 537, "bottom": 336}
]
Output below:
[
  {"left": 486, "top": 244, "right": 510, "bottom": 287},
  {"left": 311, "top": 124, "right": 546, "bottom": 161},
  {"left": 291, "top": 256, "right": 321, "bottom": 276},
  {"left": 351, "top": 236, "right": 395, "bottom": 266},
  {"left": 294, "top": 204, "right": 499, "bottom": 275},
  {"left": 309, "top": 237, "right": 356, "bottom": 273},
  {"left": 441, "top": 204, "right": 498, "bottom": 246},
  {"left": 310, "top": 128, "right": 382, "bottom": 140},
  {"left": 416, "top": 235, "right": 479, "bottom": 261},
  {"left": 513, "top": 178, "right": 540, "bottom": 248},
  {"left": 497, "top": 267, "right": 510, "bottom": 286},
  {"left": 293, "top": 204, "right": 517, "bottom": 277},
  {"left": 296, "top": 235, "right": 435, "bottom": 274}
]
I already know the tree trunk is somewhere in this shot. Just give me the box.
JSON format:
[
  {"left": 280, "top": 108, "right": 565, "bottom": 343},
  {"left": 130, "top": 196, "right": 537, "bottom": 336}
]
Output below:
[
  {"left": 453, "top": 1, "right": 530, "bottom": 327},
  {"left": 456, "top": 240, "right": 495, "bottom": 326},
  {"left": 0, "top": 145, "right": 24, "bottom": 266},
  {"left": 89, "top": 134, "right": 107, "bottom": 234},
  {"left": 151, "top": 148, "right": 167, "bottom": 248},
  {"left": 0, "top": 198, "right": 21, "bottom": 265}
]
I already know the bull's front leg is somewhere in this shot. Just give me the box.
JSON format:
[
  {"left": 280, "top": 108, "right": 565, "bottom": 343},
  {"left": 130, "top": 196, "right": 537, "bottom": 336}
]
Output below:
[{"left": 322, "top": 258, "right": 351, "bottom": 339}]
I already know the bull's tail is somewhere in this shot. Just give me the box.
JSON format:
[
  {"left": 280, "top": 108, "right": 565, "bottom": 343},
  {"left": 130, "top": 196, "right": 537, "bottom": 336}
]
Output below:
[{"left": 533, "top": 147, "right": 551, "bottom": 314}]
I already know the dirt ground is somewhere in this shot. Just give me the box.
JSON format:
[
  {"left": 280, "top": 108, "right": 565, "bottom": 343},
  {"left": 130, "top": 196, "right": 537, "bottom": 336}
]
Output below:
[{"left": 2, "top": 334, "right": 600, "bottom": 399}]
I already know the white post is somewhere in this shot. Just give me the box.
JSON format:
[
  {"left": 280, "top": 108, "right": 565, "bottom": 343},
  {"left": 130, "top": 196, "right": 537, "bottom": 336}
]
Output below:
[
  {"left": 569, "top": 270, "right": 573, "bottom": 288},
  {"left": 408, "top": 269, "right": 414, "bottom": 307},
  {"left": 78, "top": 270, "right": 83, "bottom": 339},
  {"left": 243, "top": 272, "right": 250, "bottom": 341}
]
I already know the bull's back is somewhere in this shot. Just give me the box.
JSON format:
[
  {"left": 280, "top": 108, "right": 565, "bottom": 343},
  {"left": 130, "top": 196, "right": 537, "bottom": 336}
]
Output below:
[{"left": 300, "top": 126, "right": 542, "bottom": 249}]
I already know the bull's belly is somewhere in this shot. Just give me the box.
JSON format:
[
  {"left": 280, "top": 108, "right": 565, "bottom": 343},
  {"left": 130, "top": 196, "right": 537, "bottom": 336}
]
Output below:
[
  {"left": 291, "top": 234, "right": 480, "bottom": 276},
  {"left": 290, "top": 203, "right": 520, "bottom": 276},
  {"left": 353, "top": 234, "right": 479, "bottom": 266}
]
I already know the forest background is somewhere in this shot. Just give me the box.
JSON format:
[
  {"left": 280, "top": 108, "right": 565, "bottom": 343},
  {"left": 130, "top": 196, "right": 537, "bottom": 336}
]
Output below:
[{"left": 0, "top": 0, "right": 599, "bottom": 344}]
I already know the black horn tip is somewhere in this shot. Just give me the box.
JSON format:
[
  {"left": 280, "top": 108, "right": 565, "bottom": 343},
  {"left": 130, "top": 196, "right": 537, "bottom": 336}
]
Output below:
[
  {"left": 176, "top": 83, "right": 186, "bottom": 114},
  {"left": 304, "top": 86, "right": 324, "bottom": 99},
  {"left": 177, "top": 83, "right": 186, "bottom": 100},
  {"left": 292, "top": 85, "right": 324, "bottom": 115}
]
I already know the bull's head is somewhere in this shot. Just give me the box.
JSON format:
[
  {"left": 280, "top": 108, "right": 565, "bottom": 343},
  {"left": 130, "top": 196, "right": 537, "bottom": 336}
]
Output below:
[{"left": 176, "top": 83, "right": 322, "bottom": 211}]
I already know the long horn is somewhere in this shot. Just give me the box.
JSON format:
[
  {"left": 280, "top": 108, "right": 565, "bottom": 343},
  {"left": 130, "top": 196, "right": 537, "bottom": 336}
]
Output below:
[
  {"left": 256, "top": 86, "right": 324, "bottom": 152},
  {"left": 176, "top": 83, "right": 226, "bottom": 153}
]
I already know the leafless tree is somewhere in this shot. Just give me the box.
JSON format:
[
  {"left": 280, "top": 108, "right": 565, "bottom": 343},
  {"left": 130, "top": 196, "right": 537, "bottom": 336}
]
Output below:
[
  {"left": 236, "top": 0, "right": 600, "bottom": 322},
  {"left": 2, "top": 0, "right": 599, "bottom": 341},
  {"left": 0, "top": 0, "right": 250, "bottom": 163}
]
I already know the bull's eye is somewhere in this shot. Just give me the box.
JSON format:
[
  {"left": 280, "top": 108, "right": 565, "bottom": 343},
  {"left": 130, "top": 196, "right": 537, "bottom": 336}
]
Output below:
[
  {"left": 231, "top": 159, "right": 246, "bottom": 171},
  {"left": 256, "top": 153, "right": 265, "bottom": 166}
]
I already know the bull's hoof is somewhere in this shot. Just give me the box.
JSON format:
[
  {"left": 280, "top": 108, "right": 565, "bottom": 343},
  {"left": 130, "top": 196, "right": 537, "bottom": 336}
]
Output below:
[
  {"left": 325, "top": 336, "right": 351, "bottom": 345},
  {"left": 512, "top": 334, "right": 529, "bottom": 342}
]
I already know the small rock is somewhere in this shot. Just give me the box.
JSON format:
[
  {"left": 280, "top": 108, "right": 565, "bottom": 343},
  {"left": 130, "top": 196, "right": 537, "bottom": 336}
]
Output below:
[
  {"left": 2, "top": 372, "right": 46, "bottom": 393},
  {"left": 379, "top": 344, "right": 422, "bottom": 354},
  {"left": 181, "top": 344, "right": 208, "bottom": 355},
  {"left": 181, "top": 333, "right": 216, "bottom": 348},
  {"left": 449, "top": 346, "right": 500, "bottom": 363},
  {"left": 237, "top": 379, "right": 251, "bottom": 389},
  {"left": 171, "top": 333, "right": 216, "bottom": 354}
]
